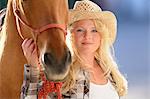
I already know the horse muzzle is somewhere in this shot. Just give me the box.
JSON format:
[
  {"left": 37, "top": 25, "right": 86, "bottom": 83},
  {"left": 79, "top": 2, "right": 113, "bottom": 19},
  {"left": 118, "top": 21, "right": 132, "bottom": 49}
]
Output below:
[{"left": 41, "top": 48, "right": 71, "bottom": 81}]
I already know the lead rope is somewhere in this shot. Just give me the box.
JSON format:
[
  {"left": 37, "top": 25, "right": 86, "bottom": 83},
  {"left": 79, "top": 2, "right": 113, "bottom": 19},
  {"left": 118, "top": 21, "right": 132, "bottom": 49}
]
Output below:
[
  {"left": 34, "top": 36, "right": 63, "bottom": 99},
  {"left": 38, "top": 72, "right": 63, "bottom": 99}
]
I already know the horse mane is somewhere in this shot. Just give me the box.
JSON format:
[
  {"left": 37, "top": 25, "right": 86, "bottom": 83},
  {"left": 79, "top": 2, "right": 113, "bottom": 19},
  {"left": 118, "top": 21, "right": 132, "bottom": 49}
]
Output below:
[
  {"left": 0, "top": 25, "right": 6, "bottom": 60},
  {"left": 0, "top": 8, "right": 7, "bottom": 51},
  {"left": 0, "top": 10, "right": 7, "bottom": 62},
  {"left": 0, "top": 8, "right": 6, "bottom": 29}
]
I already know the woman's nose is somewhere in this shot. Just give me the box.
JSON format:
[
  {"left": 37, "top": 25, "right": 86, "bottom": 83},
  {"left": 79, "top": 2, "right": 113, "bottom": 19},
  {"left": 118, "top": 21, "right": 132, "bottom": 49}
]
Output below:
[{"left": 84, "top": 31, "right": 92, "bottom": 39}]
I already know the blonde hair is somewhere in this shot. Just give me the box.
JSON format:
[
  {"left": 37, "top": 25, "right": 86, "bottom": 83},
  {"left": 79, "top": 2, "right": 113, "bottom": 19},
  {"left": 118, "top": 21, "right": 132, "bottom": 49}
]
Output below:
[{"left": 62, "top": 19, "right": 128, "bottom": 96}]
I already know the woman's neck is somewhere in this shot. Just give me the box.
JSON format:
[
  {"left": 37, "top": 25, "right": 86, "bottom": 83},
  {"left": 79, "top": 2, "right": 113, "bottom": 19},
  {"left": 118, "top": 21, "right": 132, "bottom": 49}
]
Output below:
[{"left": 79, "top": 53, "right": 95, "bottom": 68}]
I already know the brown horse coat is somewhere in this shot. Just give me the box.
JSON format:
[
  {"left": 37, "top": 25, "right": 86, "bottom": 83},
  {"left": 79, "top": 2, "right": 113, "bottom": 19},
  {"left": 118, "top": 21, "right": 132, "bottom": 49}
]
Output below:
[{"left": 0, "top": 0, "right": 69, "bottom": 98}]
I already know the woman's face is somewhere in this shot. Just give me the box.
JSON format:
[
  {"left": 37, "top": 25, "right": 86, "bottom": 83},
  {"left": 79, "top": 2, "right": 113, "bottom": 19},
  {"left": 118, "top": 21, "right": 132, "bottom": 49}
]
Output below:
[{"left": 72, "top": 19, "right": 101, "bottom": 54}]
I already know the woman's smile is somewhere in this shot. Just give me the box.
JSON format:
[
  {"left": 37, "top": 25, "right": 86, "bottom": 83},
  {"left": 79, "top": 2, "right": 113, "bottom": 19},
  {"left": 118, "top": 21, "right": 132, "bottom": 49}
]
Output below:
[{"left": 81, "top": 42, "right": 93, "bottom": 45}]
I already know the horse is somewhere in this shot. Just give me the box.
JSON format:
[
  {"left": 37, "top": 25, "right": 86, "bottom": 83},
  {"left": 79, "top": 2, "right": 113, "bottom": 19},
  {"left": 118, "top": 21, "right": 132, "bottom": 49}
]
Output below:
[{"left": 0, "top": 0, "right": 71, "bottom": 98}]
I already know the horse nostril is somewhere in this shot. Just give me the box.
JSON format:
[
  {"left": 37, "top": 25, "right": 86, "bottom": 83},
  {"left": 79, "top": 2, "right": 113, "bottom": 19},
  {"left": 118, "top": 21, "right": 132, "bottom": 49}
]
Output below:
[
  {"left": 44, "top": 53, "right": 53, "bottom": 66},
  {"left": 43, "top": 51, "right": 71, "bottom": 67}
]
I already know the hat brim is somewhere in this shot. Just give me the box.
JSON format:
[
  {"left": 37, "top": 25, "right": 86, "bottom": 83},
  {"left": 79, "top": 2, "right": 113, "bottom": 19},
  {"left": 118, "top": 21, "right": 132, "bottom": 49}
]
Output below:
[{"left": 69, "top": 10, "right": 117, "bottom": 44}]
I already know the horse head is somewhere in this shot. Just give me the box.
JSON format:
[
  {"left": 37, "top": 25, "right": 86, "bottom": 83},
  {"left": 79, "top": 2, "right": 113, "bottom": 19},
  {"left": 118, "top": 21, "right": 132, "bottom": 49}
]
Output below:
[{"left": 13, "top": 0, "right": 71, "bottom": 81}]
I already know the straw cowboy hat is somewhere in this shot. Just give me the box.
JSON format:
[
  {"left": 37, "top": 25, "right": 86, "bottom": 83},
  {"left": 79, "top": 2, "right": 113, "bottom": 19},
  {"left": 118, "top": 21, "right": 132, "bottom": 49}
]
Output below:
[{"left": 69, "top": 0, "right": 117, "bottom": 44}]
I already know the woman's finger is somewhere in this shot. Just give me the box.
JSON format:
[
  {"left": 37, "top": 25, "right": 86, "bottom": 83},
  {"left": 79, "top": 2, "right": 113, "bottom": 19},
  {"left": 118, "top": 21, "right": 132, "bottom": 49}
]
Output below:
[
  {"left": 22, "top": 38, "right": 29, "bottom": 48},
  {"left": 29, "top": 42, "right": 36, "bottom": 53},
  {"left": 24, "top": 38, "right": 34, "bottom": 48},
  {"left": 22, "top": 38, "right": 34, "bottom": 57}
]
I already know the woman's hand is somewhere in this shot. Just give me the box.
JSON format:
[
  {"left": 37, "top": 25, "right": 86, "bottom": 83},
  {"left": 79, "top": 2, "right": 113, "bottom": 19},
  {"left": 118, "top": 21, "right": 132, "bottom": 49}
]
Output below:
[{"left": 22, "top": 38, "right": 39, "bottom": 67}]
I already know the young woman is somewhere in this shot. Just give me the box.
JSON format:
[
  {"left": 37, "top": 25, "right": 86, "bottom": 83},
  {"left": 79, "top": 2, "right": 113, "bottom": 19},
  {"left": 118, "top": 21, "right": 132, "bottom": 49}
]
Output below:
[{"left": 21, "top": 0, "right": 128, "bottom": 99}]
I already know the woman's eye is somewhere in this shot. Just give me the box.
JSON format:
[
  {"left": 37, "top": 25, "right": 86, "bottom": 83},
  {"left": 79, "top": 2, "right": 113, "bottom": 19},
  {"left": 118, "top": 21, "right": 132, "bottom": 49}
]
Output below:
[
  {"left": 76, "top": 29, "right": 84, "bottom": 32},
  {"left": 92, "top": 29, "right": 98, "bottom": 33}
]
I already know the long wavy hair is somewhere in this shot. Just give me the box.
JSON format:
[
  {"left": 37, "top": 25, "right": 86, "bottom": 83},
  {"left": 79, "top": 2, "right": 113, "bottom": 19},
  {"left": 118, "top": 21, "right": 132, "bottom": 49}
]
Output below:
[{"left": 62, "top": 19, "right": 128, "bottom": 96}]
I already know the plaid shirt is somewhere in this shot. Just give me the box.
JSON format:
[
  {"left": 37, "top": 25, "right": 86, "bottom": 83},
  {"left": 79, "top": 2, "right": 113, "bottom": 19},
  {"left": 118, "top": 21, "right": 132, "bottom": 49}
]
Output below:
[{"left": 21, "top": 65, "right": 90, "bottom": 99}]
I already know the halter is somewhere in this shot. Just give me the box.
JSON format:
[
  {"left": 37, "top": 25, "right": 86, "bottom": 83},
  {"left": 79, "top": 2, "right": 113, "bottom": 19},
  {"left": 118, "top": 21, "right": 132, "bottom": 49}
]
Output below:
[
  {"left": 12, "top": 0, "right": 67, "bottom": 40},
  {"left": 12, "top": 0, "right": 66, "bottom": 98}
]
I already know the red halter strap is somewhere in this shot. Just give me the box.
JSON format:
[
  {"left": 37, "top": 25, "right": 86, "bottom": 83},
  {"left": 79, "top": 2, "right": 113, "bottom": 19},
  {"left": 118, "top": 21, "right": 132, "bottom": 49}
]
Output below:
[
  {"left": 12, "top": 0, "right": 67, "bottom": 40},
  {"left": 12, "top": 0, "right": 64, "bottom": 98},
  {"left": 38, "top": 72, "right": 63, "bottom": 99}
]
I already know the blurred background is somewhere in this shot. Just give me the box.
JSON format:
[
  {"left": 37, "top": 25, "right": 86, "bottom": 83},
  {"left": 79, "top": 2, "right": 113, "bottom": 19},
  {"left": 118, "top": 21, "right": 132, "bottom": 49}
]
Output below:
[
  {"left": 0, "top": 0, "right": 7, "bottom": 10},
  {"left": 0, "top": 0, "right": 149, "bottom": 99}
]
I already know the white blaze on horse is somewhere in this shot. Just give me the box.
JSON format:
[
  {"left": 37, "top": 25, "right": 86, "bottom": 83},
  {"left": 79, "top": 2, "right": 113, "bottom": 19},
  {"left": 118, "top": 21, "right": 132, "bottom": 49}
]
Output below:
[{"left": 0, "top": 0, "right": 71, "bottom": 98}]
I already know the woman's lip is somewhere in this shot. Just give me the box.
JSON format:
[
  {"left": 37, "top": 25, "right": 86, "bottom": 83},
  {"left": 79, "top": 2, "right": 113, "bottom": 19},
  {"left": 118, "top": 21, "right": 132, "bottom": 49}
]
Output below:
[{"left": 81, "top": 42, "right": 93, "bottom": 44}]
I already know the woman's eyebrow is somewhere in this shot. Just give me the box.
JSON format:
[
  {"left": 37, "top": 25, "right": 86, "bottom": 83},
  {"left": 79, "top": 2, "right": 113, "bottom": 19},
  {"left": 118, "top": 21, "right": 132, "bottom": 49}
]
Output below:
[
  {"left": 91, "top": 27, "right": 96, "bottom": 29},
  {"left": 73, "top": 26, "right": 84, "bottom": 29}
]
